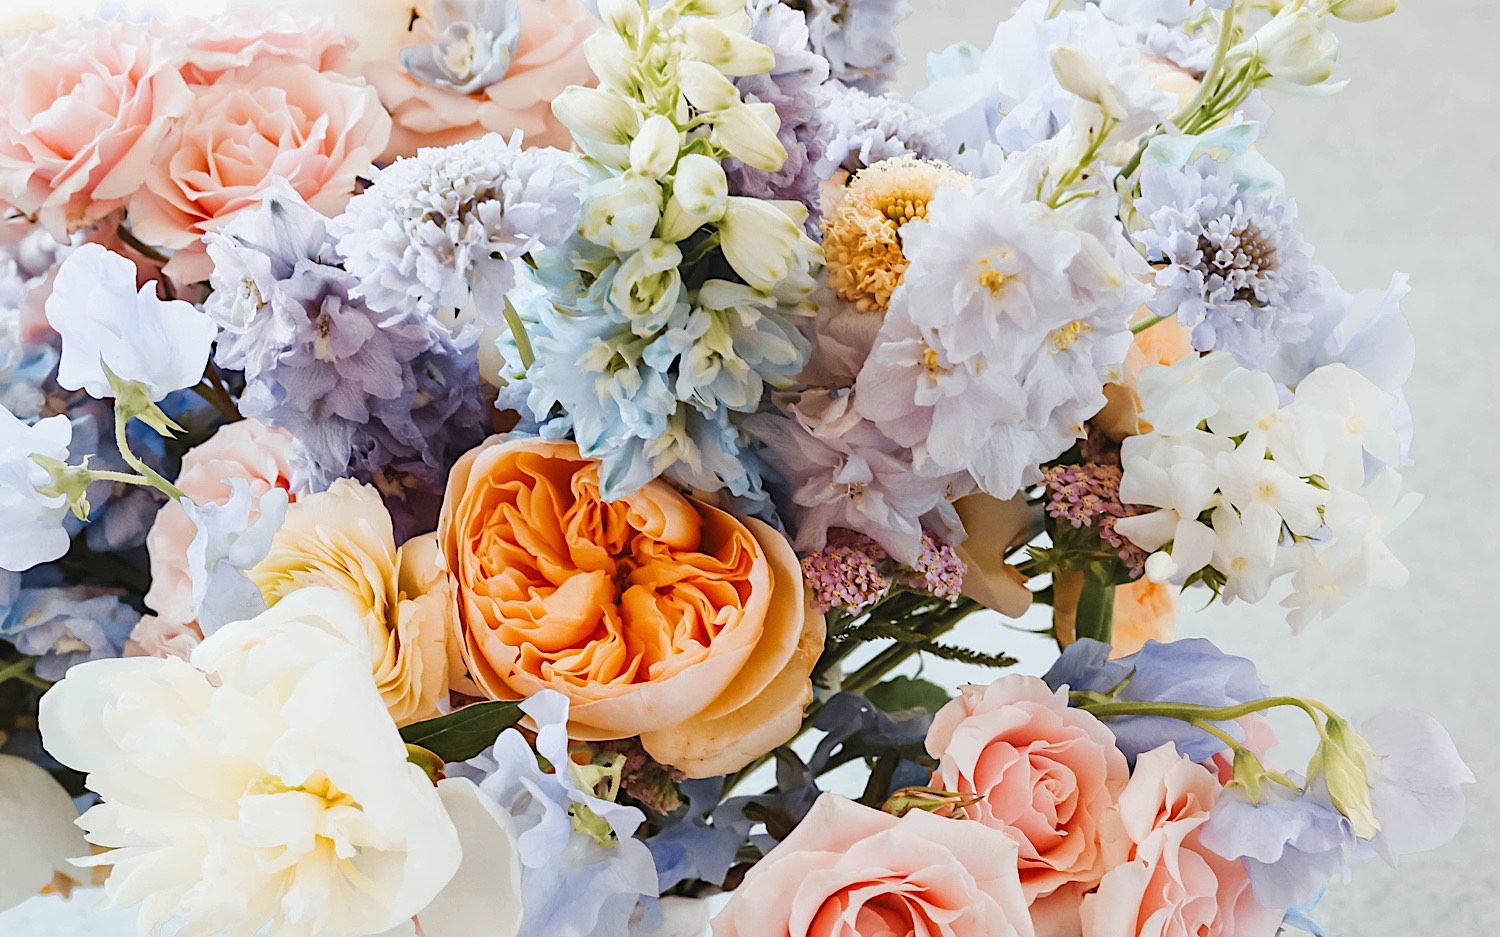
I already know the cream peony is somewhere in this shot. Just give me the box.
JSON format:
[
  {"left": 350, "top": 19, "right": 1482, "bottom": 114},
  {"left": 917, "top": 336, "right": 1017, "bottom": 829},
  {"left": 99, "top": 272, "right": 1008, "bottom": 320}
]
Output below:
[
  {"left": 38, "top": 588, "right": 462, "bottom": 937},
  {"left": 0, "top": 754, "right": 88, "bottom": 912},
  {"left": 251, "top": 479, "right": 457, "bottom": 726}
]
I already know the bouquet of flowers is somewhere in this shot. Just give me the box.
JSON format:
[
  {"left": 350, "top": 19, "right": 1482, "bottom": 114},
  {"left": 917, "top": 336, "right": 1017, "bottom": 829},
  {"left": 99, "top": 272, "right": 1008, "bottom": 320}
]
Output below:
[{"left": 0, "top": 0, "right": 1473, "bottom": 934}]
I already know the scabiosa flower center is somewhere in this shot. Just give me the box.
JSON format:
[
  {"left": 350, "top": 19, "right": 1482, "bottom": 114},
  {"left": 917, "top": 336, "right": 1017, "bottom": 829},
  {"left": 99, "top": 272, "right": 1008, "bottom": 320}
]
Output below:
[
  {"left": 823, "top": 155, "right": 970, "bottom": 313},
  {"left": 1199, "top": 220, "right": 1279, "bottom": 306}
]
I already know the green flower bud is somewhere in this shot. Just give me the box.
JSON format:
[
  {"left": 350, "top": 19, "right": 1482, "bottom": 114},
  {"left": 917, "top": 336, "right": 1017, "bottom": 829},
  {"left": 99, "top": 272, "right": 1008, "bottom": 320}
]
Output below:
[{"left": 1308, "top": 715, "right": 1381, "bottom": 840}]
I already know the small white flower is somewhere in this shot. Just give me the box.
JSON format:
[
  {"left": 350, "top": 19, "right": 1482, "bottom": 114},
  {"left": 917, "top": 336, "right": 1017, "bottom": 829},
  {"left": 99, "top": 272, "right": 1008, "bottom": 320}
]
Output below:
[
  {"left": 579, "top": 176, "right": 663, "bottom": 253},
  {"left": 1206, "top": 366, "right": 1283, "bottom": 438},
  {"left": 0, "top": 408, "right": 73, "bottom": 572},
  {"left": 1135, "top": 352, "right": 1239, "bottom": 437},
  {"left": 1214, "top": 440, "right": 1326, "bottom": 537},
  {"left": 629, "top": 115, "right": 682, "bottom": 179},
  {"left": 1281, "top": 363, "right": 1400, "bottom": 488},
  {"left": 1116, "top": 433, "right": 1229, "bottom": 581},
  {"left": 38, "top": 588, "right": 463, "bottom": 937},
  {"left": 1209, "top": 504, "right": 1281, "bottom": 604},
  {"left": 45, "top": 243, "right": 216, "bottom": 402}
]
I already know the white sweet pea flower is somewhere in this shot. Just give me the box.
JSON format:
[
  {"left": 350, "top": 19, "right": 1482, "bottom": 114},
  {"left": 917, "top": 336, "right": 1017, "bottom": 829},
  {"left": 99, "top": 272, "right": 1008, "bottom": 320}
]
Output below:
[
  {"left": 44, "top": 243, "right": 217, "bottom": 402},
  {"left": 38, "top": 588, "right": 463, "bottom": 937},
  {"left": 0, "top": 408, "right": 73, "bottom": 572},
  {"left": 1049, "top": 45, "right": 1125, "bottom": 120},
  {"left": 0, "top": 754, "right": 88, "bottom": 912},
  {"left": 405, "top": 778, "right": 524, "bottom": 937}
]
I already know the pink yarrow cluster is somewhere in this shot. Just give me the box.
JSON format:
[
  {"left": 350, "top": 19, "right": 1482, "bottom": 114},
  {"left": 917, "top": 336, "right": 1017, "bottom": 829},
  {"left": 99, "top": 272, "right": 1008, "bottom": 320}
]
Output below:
[
  {"left": 1043, "top": 462, "right": 1151, "bottom": 576},
  {"left": 802, "top": 528, "right": 965, "bottom": 614}
]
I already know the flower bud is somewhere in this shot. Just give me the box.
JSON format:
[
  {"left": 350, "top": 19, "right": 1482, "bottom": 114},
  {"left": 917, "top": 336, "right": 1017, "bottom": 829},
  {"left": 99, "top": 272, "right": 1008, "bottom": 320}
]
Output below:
[
  {"left": 584, "top": 30, "right": 636, "bottom": 93},
  {"left": 717, "top": 196, "right": 803, "bottom": 291},
  {"left": 683, "top": 19, "right": 776, "bottom": 77},
  {"left": 597, "top": 0, "right": 642, "bottom": 36},
  {"left": 1308, "top": 715, "right": 1381, "bottom": 840},
  {"left": 712, "top": 102, "right": 786, "bottom": 172},
  {"left": 1144, "top": 550, "right": 1178, "bottom": 583},
  {"left": 1049, "top": 45, "right": 1125, "bottom": 120},
  {"left": 660, "top": 153, "right": 728, "bottom": 241},
  {"left": 608, "top": 239, "right": 684, "bottom": 331},
  {"left": 675, "top": 0, "right": 747, "bottom": 17},
  {"left": 676, "top": 60, "right": 741, "bottom": 112},
  {"left": 553, "top": 86, "right": 639, "bottom": 168},
  {"left": 882, "top": 787, "right": 982, "bottom": 820},
  {"left": 579, "top": 176, "right": 663, "bottom": 253},
  {"left": 1329, "top": 0, "right": 1398, "bottom": 22},
  {"left": 630, "top": 115, "right": 681, "bottom": 179},
  {"left": 1245, "top": 10, "right": 1341, "bottom": 92}
]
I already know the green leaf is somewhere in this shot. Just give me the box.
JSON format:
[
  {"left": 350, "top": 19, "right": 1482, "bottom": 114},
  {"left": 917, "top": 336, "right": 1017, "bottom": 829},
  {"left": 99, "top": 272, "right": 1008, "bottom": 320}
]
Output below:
[
  {"left": 398, "top": 700, "right": 525, "bottom": 763},
  {"left": 865, "top": 676, "right": 951, "bottom": 715}
]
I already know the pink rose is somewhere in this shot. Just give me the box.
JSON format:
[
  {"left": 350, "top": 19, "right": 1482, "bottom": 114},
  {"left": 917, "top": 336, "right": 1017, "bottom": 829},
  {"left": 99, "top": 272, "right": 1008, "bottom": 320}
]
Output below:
[
  {"left": 124, "top": 614, "right": 202, "bottom": 661},
  {"left": 926, "top": 675, "right": 1130, "bottom": 903},
  {"left": 128, "top": 60, "right": 391, "bottom": 282},
  {"left": 712, "top": 793, "right": 1036, "bottom": 937},
  {"left": 364, "top": 0, "right": 598, "bottom": 160},
  {"left": 164, "top": 7, "right": 355, "bottom": 85},
  {"left": 1080, "top": 745, "right": 1282, "bottom": 937},
  {"left": 144, "top": 419, "right": 299, "bottom": 625},
  {"left": 0, "top": 20, "right": 193, "bottom": 239}
]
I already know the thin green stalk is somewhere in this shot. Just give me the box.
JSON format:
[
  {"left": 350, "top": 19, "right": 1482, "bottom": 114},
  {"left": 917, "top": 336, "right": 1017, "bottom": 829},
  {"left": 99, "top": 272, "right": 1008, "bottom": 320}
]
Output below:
[
  {"left": 1131, "top": 314, "right": 1168, "bottom": 335},
  {"left": 502, "top": 298, "right": 536, "bottom": 371},
  {"left": 114, "top": 407, "right": 185, "bottom": 501},
  {"left": 1076, "top": 693, "right": 1332, "bottom": 737},
  {"left": 0, "top": 656, "right": 39, "bottom": 686}
]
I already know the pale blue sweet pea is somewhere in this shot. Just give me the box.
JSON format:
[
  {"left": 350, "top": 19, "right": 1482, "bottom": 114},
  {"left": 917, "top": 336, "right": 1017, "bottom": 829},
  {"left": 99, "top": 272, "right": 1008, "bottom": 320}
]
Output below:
[
  {"left": 1044, "top": 637, "right": 1270, "bottom": 763},
  {"left": 459, "top": 691, "right": 659, "bottom": 937},
  {"left": 1198, "top": 777, "right": 1354, "bottom": 908},
  {"left": 645, "top": 778, "right": 742, "bottom": 894},
  {"left": 183, "top": 480, "right": 288, "bottom": 635},
  {"left": 0, "top": 578, "right": 138, "bottom": 681}
]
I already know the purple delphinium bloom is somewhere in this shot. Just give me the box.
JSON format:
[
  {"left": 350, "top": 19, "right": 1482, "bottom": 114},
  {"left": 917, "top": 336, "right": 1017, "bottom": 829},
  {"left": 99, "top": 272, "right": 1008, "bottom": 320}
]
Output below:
[
  {"left": 1044, "top": 637, "right": 1270, "bottom": 763},
  {"left": 1136, "top": 156, "right": 1317, "bottom": 368},
  {"left": 0, "top": 576, "right": 138, "bottom": 681},
  {"left": 646, "top": 778, "right": 743, "bottom": 894},
  {"left": 206, "top": 181, "right": 475, "bottom": 487},
  {"left": 728, "top": 1, "right": 830, "bottom": 228},
  {"left": 457, "top": 691, "right": 659, "bottom": 937},
  {"left": 334, "top": 132, "right": 582, "bottom": 322},
  {"left": 797, "top": 0, "right": 910, "bottom": 92},
  {"left": 814, "top": 81, "right": 955, "bottom": 180}
]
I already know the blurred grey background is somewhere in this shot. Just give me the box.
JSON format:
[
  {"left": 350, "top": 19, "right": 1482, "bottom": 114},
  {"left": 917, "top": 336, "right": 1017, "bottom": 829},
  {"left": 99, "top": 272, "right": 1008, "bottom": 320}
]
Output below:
[{"left": 2, "top": 1, "right": 1496, "bottom": 934}]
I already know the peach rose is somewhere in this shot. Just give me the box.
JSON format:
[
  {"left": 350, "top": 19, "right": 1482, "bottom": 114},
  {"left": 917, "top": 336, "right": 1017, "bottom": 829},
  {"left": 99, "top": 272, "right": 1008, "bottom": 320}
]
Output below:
[
  {"left": 144, "top": 419, "right": 298, "bottom": 625},
  {"left": 128, "top": 60, "right": 390, "bottom": 282},
  {"left": 1094, "top": 311, "right": 1195, "bottom": 442},
  {"left": 926, "top": 675, "right": 1130, "bottom": 903},
  {"left": 1111, "top": 577, "right": 1178, "bottom": 658},
  {"left": 437, "top": 436, "right": 823, "bottom": 778},
  {"left": 165, "top": 7, "right": 355, "bottom": 85},
  {"left": 251, "top": 479, "right": 456, "bottom": 726},
  {"left": 712, "top": 793, "right": 1035, "bottom": 937},
  {"left": 1081, "top": 745, "right": 1282, "bottom": 937},
  {"left": 364, "top": 0, "right": 598, "bottom": 160},
  {"left": 0, "top": 20, "right": 193, "bottom": 239}
]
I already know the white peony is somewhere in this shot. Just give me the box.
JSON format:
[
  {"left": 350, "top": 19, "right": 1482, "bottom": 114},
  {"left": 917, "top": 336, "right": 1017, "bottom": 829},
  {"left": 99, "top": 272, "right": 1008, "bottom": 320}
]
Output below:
[
  {"left": 38, "top": 587, "right": 463, "bottom": 937},
  {"left": 0, "top": 753, "right": 88, "bottom": 912}
]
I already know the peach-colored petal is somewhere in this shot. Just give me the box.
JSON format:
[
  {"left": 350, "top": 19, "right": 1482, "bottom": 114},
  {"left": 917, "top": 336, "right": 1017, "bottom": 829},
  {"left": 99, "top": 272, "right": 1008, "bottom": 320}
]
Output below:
[
  {"left": 953, "top": 493, "right": 1034, "bottom": 617},
  {"left": 1094, "top": 310, "right": 1195, "bottom": 442},
  {"left": 1111, "top": 578, "right": 1178, "bottom": 658},
  {"left": 439, "top": 436, "right": 819, "bottom": 776}
]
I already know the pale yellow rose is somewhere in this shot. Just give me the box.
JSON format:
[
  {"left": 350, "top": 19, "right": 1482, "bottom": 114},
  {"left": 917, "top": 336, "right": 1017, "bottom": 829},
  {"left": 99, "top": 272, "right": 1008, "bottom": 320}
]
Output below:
[{"left": 251, "top": 479, "right": 455, "bottom": 726}]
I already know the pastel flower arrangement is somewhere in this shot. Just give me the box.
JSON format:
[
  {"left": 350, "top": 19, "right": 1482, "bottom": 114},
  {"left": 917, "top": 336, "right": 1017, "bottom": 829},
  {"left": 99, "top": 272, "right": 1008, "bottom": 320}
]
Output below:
[{"left": 0, "top": 0, "right": 1470, "bottom": 936}]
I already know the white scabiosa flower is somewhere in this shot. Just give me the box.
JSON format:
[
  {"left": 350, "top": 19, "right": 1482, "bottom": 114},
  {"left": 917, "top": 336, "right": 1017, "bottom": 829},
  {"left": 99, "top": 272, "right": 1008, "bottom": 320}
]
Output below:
[
  {"left": 334, "top": 132, "right": 583, "bottom": 323},
  {"left": 38, "top": 588, "right": 463, "bottom": 937}
]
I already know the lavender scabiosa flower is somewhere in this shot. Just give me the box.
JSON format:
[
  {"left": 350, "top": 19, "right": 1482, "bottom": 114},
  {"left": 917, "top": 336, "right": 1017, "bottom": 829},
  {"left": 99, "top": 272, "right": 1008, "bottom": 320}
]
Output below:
[
  {"left": 728, "top": 1, "right": 830, "bottom": 224},
  {"left": 1136, "top": 156, "right": 1317, "bottom": 368},
  {"left": 1043, "top": 462, "right": 1151, "bottom": 576},
  {"left": 334, "top": 133, "right": 583, "bottom": 322},
  {"left": 0, "top": 577, "right": 138, "bottom": 681},
  {"left": 814, "top": 81, "right": 956, "bottom": 179},
  {"left": 795, "top": 0, "right": 910, "bottom": 92}
]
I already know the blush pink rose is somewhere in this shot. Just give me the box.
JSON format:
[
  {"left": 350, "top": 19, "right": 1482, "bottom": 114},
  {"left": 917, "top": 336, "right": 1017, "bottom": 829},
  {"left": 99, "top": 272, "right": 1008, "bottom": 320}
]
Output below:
[
  {"left": 128, "top": 60, "right": 391, "bottom": 282},
  {"left": 144, "top": 419, "right": 299, "bottom": 625},
  {"left": 364, "top": 0, "right": 598, "bottom": 160},
  {"left": 926, "top": 675, "right": 1130, "bottom": 903},
  {"left": 164, "top": 7, "right": 355, "bottom": 85},
  {"left": 0, "top": 20, "right": 193, "bottom": 239},
  {"left": 1080, "top": 744, "right": 1283, "bottom": 937},
  {"left": 712, "top": 793, "right": 1036, "bottom": 937},
  {"left": 124, "top": 614, "right": 202, "bottom": 661}
]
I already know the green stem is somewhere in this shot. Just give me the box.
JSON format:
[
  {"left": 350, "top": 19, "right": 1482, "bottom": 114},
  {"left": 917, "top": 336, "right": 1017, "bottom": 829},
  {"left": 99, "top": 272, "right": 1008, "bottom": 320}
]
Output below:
[
  {"left": 1076, "top": 694, "right": 1332, "bottom": 737},
  {"left": 1131, "top": 314, "right": 1168, "bottom": 335},
  {"left": 1073, "top": 568, "right": 1116, "bottom": 645},
  {"left": 86, "top": 469, "right": 159, "bottom": 488},
  {"left": 502, "top": 298, "right": 536, "bottom": 371},
  {"left": 114, "top": 407, "right": 185, "bottom": 501},
  {"left": 0, "top": 656, "right": 39, "bottom": 686}
]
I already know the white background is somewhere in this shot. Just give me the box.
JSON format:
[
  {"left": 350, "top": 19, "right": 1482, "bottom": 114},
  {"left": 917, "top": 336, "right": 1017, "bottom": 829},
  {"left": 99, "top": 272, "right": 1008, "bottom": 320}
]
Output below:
[{"left": 2, "top": 1, "right": 1497, "bottom": 934}]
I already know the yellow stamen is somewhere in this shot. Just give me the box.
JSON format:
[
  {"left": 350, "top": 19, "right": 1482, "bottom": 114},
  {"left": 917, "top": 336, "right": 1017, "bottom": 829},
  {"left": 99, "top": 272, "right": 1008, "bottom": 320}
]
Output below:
[{"left": 1049, "top": 320, "right": 1092, "bottom": 353}]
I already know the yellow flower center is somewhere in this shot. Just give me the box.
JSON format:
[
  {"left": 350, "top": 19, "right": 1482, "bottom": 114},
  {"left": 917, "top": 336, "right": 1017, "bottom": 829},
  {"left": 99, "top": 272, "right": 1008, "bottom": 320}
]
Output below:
[
  {"left": 1049, "top": 320, "right": 1092, "bottom": 353},
  {"left": 921, "top": 345, "right": 942, "bottom": 378},
  {"left": 978, "top": 260, "right": 1009, "bottom": 296}
]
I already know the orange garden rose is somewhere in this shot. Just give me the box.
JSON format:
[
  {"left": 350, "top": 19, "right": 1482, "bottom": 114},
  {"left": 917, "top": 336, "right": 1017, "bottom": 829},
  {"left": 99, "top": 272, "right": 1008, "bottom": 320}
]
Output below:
[
  {"left": 438, "top": 436, "right": 823, "bottom": 778},
  {"left": 1110, "top": 577, "right": 1178, "bottom": 658}
]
